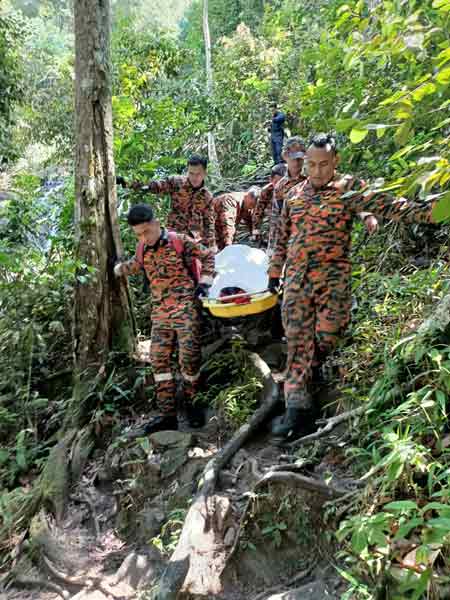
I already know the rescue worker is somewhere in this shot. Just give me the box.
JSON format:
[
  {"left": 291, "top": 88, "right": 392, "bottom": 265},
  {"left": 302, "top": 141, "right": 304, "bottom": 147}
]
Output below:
[
  {"left": 213, "top": 187, "right": 260, "bottom": 251},
  {"left": 269, "top": 133, "right": 437, "bottom": 439},
  {"left": 252, "top": 163, "right": 287, "bottom": 245},
  {"left": 129, "top": 155, "right": 215, "bottom": 248},
  {"left": 270, "top": 104, "right": 286, "bottom": 165},
  {"left": 268, "top": 137, "right": 379, "bottom": 256},
  {"left": 267, "top": 136, "right": 308, "bottom": 255},
  {"left": 114, "top": 204, "right": 214, "bottom": 434}
]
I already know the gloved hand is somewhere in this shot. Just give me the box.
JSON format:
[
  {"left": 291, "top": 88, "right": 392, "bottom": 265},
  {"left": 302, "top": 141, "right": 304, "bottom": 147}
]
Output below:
[
  {"left": 116, "top": 175, "right": 127, "bottom": 187},
  {"left": 364, "top": 214, "right": 379, "bottom": 235},
  {"left": 195, "top": 283, "right": 211, "bottom": 298},
  {"left": 114, "top": 262, "right": 128, "bottom": 278},
  {"left": 130, "top": 180, "right": 143, "bottom": 191},
  {"left": 268, "top": 277, "right": 280, "bottom": 294}
]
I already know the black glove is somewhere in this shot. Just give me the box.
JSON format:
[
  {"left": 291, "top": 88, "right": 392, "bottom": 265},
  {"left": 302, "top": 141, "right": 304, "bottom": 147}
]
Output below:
[
  {"left": 268, "top": 277, "right": 280, "bottom": 294},
  {"left": 116, "top": 175, "right": 127, "bottom": 187},
  {"left": 195, "top": 283, "right": 211, "bottom": 298}
]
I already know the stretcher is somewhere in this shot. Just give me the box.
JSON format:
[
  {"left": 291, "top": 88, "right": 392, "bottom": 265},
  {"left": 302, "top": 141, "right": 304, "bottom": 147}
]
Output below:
[{"left": 201, "top": 244, "right": 278, "bottom": 319}]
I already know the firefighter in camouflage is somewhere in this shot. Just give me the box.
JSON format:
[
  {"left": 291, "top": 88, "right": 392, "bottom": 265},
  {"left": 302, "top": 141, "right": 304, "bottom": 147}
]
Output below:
[
  {"left": 114, "top": 204, "right": 214, "bottom": 434},
  {"left": 213, "top": 187, "right": 260, "bottom": 250},
  {"left": 130, "top": 155, "right": 216, "bottom": 248},
  {"left": 269, "top": 133, "right": 436, "bottom": 439},
  {"left": 252, "top": 163, "right": 286, "bottom": 245}
]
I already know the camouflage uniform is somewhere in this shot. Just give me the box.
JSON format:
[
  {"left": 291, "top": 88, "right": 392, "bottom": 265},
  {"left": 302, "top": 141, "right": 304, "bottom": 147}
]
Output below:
[
  {"left": 140, "top": 176, "right": 215, "bottom": 247},
  {"left": 252, "top": 182, "right": 275, "bottom": 241},
  {"left": 124, "top": 229, "right": 214, "bottom": 414},
  {"left": 268, "top": 172, "right": 306, "bottom": 254},
  {"left": 269, "top": 176, "right": 434, "bottom": 408},
  {"left": 213, "top": 192, "right": 253, "bottom": 250}
]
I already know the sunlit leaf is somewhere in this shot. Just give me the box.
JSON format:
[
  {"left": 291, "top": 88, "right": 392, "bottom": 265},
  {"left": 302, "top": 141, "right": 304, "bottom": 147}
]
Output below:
[
  {"left": 432, "top": 191, "right": 450, "bottom": 223},
  {"left": 350, "top": 127, "right": 369, "bottom": 143},
  {"left": 394, "top": 121, "right": 412, "bottom": 147},
  {"left": 412, "top": 82, "right": 437, "bottom": 102},
  {"left": 436, "top": 67, "right": 450, "bottom": 84}
]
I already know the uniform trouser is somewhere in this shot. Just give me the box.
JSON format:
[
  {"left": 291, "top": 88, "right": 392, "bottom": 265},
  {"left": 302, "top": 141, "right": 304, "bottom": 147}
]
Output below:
[
  {"left": 150, "top": 317, "right": 201, "bottom": 415},
  {"left": 281, "top": 268, "right": 351, "bottom": 408},
  {"left": 271, "top": 139, "right": 283, "bottom": 165}
]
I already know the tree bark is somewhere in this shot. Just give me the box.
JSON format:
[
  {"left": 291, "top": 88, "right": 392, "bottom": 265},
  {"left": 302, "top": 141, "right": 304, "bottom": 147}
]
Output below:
[
  {"left": 202, "top": 0, "right": 220, "bottom": 177},
  {"left": 73, "top": 0, "right": 135, "bottom": 376}
]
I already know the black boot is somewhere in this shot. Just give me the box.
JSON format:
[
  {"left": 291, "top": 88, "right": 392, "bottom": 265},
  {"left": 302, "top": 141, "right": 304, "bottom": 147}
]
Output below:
[
  {"left": 122, "top": 414, "right": 178, "bottom": 439},
  {"left": 186, "top": 404, "right": 205, "bottom": 428},
  {"left": 271, "top": 407, "right": 316, "bottom": 440},
  {"left": 143, "top": 414, "right": 178, "bottom": 435}
]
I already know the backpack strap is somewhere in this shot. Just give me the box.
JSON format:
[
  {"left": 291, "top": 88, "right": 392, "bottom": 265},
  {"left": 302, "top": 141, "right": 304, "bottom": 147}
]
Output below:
[
  {"left": 136, "top": 240, "right": 145, "bottom": 267},
  {"left": 167, "top": 230, "right": 184, "bottom": 255},
  {"left": 167, "top": 230, "right": 202, "bottom": 283}
]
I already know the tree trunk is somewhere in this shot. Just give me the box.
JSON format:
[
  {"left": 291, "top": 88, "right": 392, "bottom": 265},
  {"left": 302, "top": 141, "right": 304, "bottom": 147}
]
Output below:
[
  {"left": 202, "top": 0, "right": 220, "bottom": 177},
  {"left": 73, "top": 0, "right": 135, "bottom": 376}
]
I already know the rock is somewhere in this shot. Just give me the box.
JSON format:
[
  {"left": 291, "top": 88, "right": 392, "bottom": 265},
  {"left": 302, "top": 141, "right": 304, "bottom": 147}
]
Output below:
[
  {"left": 267, "top": 581, "right": 338, "bottom": 600},
  {"left": 136, "top": 504, "right": 166, "bottom": 541},
  {"left": 149, "top": 430, "right": 192, "bottom": 449},
  {"left": 160, "top": 446, "right": 188, "bottom": 478}
]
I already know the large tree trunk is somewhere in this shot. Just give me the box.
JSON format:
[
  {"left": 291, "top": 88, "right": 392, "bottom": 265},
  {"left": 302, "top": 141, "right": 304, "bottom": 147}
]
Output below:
[
  {"left": 202, "top": 0, "right": 220, "bottom": 177},
  {"left": 73, "top": 0, "right": 135, "bottom": 377}
]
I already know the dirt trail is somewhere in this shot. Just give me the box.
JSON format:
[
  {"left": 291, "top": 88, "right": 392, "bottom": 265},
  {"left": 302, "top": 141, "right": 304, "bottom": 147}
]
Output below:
[{"left": 3, "top": 359, "right": 359, "bottom": 600}]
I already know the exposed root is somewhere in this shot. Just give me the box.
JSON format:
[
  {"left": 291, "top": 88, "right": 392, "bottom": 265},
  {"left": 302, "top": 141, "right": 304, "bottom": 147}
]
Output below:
[
  {"left": 10, "top": 575, "right": 70, "bottom": 599},
  {"left": 254, "top": 471, "right": 347, "bottom": 499},
  {"left": 288, "top": 406, "right": 365, "bottom": 449},
  {"left": 42, "top": 555, "right": 85, "bottom": 588}
]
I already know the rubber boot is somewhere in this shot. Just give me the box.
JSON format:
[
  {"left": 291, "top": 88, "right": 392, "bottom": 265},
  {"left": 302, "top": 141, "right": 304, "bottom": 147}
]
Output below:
[
  {"left": 143, "top": 414, "right": 178, "bottom": 434},
  {"left": 271, "top": 406, "right": 316, "bottom": 440},
  {"left": 186, "top": 404, "right": 205, "bottom": 428}
]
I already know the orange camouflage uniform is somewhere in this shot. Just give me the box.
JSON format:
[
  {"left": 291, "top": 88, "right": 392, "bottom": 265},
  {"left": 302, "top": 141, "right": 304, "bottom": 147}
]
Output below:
[
  {"left": 252, "top": 182, "right": 275, "bottom": 240},
  {"left": 269, "top": 176, "right": 434, "bottom": 407},
  {"left": 141, "top": 176, "right": 215, "bottom": 247},
  {"left": 213, "top": 192, "right": 254, "bottom": 250},
  {"left": 268, "top": 172, "right": 306, "bottom": 254},
  {"left": 125, "top": 229, "right": 214, "bottom": 414}
]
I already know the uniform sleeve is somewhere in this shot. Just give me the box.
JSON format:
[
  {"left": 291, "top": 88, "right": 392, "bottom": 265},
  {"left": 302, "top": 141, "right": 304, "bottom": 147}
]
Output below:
[
  {"left": 202, "top": 190, "right": 216, "bottom": 249},
  {"left": 253, "top": 185, "right": 273, "bottom": 233},
  {"left": 182, "top": 236, "right": 215, "bottom": 284},
  {"left": 218, "top": 195, "right": 239, "bottom": 247},
  {"left": 345, "top": 180, "right": 434, "bottom": 224},
  {"left": 143, "top": 176, "right": 180, "bottom": 195},
  {"left": 269, "top": 197, "right": 291, "bottom": 277}
]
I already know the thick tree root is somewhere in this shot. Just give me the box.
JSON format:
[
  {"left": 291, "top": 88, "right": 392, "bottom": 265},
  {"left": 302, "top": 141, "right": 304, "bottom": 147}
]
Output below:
[
  {"left": 153, "top": 352, "right": 279, "bottom": 600},
  {"left": 9, "top": 575, "right": 70, "bottom": 599},
  {"left": 254, "top": 471, "right": 347, "bottom": 499},
  {"left": 288, "top": 406, "right": 365, "bottom": 449}
]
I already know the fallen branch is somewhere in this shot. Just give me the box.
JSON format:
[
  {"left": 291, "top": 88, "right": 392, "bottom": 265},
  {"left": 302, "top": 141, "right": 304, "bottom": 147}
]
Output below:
[
  {"left": 254, "top": 471, "right": 347, "bottom": 499},
  {"left": 154, "top": 352, "right": 279, "bottom": 600},
  {"left": 288, "top": 406, "right": 365, "bottom": 449},
  {"left": 42, "top": 555, "right": 85, "bottom": 588}
]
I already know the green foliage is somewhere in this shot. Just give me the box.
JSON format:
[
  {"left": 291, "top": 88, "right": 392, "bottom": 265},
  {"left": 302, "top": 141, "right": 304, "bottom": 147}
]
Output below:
[
  {"left": 0, "top": 8, "right": 27, "bottom": 164},
  {"left": 151, "top": 507, "right": 187, "bottom": 555},
  {"left": 196, "top": 341, "right": 263, "bottom": 429}
]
